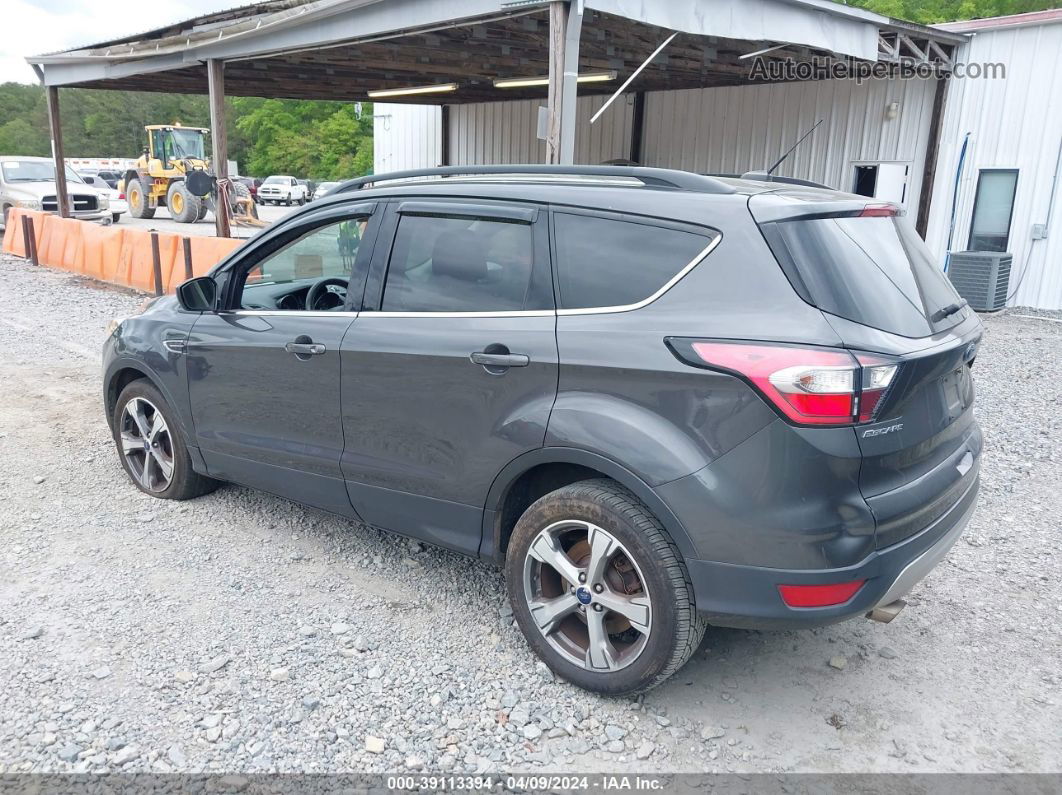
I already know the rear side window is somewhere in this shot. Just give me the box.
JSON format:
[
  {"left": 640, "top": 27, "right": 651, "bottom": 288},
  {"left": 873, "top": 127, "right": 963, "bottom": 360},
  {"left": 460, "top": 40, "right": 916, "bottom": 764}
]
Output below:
[
  {"left": 382, "top": 214, "right": 536, "bottom": 312},
  {"left": 553, "top": 213, "right": 714, "bottom": 310},
  {"left": 763, "top": 214, "right": 963, "bottom": 338}
]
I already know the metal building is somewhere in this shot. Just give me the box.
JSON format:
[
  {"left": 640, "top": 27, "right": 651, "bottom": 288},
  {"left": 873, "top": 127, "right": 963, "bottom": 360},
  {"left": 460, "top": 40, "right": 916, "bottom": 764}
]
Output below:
[{"left": 923, "top": 10, "right": 1062, "bottom": 311}]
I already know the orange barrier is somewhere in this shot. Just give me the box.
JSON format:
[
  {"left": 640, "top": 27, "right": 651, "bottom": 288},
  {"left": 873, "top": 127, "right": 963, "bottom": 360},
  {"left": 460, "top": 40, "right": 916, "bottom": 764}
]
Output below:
[
  {"left": 2, "top": 208, "right": 47, "bottom": 258},
  {"left": 2, "top": 209, "right": 245, "bottom": 294}
]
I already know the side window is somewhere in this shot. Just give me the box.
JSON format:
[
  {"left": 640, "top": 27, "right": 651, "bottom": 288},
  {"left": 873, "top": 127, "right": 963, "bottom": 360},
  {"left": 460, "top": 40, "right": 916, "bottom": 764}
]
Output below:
[
  {"left": 237, "top": 216, "right": 369, "bottom": 311},
  {"left": 968, "top": 169, "right": 1018, "bottom": 252},
  {"left": 381, "top": 214, "right": 536, "bottom": 312},
  {"left": 553, "top": 212, "right": 716, "bottom": 310}
]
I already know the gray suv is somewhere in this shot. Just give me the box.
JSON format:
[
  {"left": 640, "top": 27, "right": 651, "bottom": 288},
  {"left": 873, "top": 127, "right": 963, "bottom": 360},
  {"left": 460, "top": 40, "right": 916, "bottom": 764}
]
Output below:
[{"left": 102, "top": 165, "right": 982, "bottom": 694}]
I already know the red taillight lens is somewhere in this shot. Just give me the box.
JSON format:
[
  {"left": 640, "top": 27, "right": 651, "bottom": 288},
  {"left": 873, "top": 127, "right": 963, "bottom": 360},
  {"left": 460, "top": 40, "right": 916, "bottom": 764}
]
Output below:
[
  {"left": 778, "top": 580, "right": 865, "bottom": 607},
  {"left": 686, "top": 341, "right": 898, "bottom": 427},
  {"left": 118, "top": 193, "right": 126, "bottom": 200},
  {"left": 691, "top": 342, "right": 858, "bottom": 426}
]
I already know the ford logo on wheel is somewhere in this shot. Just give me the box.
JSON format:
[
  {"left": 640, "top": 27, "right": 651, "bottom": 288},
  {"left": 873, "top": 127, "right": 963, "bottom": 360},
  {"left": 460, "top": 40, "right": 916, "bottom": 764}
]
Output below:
[{"left": 575, "top": 586, "right": 593, "bottom": 605}]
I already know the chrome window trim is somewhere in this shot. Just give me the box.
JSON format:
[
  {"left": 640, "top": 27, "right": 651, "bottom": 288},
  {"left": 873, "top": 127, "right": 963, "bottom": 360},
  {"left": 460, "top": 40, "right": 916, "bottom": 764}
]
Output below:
[
  {"left": 556, "top": 234, "right": 722, "bottom": 316},
  {"left": 221, "top": 310, "right": 359, "bottom": 318},
  {"left": 359, "top": 310, "right": 555, "bottom": 319}
]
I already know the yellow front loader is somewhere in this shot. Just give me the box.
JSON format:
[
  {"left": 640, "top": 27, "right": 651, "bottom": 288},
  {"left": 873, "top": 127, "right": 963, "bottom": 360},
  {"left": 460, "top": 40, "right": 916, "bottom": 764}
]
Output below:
[{"left": 119, "top": 124, "right": 250, "bottom": 223}]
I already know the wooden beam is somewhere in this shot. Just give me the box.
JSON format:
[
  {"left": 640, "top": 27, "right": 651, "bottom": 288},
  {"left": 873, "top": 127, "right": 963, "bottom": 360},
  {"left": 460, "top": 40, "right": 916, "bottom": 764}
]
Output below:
[
  {"left": 46, "top": 86, "right": 70, "bottom": 219},
  {"left": 546, "top": 1, "right": 568, "bottom": 164},
  {"left": 916, "top": 77, "right": 949, "bottom": 239},
  {"left": 207, "top": 59, "right": 231, "bottom": 238},
  {"left": 630, "top": 91, "right": 645, "bottom": 163}
]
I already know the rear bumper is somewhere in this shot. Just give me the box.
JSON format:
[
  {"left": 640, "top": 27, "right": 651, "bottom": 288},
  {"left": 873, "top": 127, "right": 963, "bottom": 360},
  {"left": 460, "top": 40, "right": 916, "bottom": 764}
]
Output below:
[{"left": 686, "top": 473, "right": 979, "bottom": 629}]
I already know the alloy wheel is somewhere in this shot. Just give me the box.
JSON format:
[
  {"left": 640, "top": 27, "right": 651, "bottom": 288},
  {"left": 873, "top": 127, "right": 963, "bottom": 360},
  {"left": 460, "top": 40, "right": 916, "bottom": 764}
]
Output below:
[
  {"left": 523, "top": 520, "right": 652, "bottom": 672},
  {"left": 119, "top": 397, "right": 174, "bottom": 492}
]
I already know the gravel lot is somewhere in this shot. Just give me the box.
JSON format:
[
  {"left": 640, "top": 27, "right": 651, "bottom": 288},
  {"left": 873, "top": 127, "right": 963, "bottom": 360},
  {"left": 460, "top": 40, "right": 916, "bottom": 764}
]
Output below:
[{"left": 0, "top": 252, "right": 1059, "bottom": 775}]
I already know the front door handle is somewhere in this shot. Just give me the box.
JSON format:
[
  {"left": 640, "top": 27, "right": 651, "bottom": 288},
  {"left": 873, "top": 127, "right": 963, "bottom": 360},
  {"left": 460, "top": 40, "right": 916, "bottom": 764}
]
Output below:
[
  {"left": 285, "top": 337, "right": 326, "bottom": 360},
  {"left": 470, "top": 351, "right": 530, "bottom": 368}
]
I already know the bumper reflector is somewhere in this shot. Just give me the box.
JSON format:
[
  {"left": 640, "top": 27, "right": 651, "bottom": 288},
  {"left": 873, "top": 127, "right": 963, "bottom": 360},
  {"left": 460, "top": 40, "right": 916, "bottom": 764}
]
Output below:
[{"left": 778, "top": 580, "right": 865, "bottom": 608}]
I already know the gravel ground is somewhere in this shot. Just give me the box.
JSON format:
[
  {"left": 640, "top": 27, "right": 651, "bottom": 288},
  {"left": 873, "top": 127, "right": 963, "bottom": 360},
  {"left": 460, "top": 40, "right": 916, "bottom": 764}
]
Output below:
[{"left": 0, "top": 252, "right": 1059, "bottom": 775}]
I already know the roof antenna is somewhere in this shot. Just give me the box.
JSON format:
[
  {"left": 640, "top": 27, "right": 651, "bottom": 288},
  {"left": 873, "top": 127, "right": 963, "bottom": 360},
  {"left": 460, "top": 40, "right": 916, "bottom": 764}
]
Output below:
[{"left": 765, "top": 118, "right": 823, "bottom": 175}]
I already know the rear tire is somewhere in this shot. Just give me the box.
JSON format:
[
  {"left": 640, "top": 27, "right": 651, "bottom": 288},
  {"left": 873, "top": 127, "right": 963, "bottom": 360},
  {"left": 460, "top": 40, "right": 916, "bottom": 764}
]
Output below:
[
  {"left": 111, "top": 213, "right": 121, "bottom": 223},
  {"left": 127, "top": 178, "right": 155, "bottom": 219},
  {"left": 112, "top": 379, "right": 218, "bottom": 501},
  {"left": 505, "top": 479, "right": 706, "bottom": 695}
]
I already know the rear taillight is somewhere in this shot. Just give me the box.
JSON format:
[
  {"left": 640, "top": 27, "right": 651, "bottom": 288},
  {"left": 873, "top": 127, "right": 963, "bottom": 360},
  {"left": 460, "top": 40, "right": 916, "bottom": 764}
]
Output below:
[{"left": 683, "top": 341, "right": 898, "bottom": 427}]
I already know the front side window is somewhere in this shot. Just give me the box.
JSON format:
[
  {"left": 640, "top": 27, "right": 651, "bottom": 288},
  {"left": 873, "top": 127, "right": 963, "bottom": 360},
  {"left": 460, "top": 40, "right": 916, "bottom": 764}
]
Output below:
[
  {"left": 553, "top": 213, "right": 714, "bottom": 310},
  {"left": 968, "top": 169, "right": 1018, "bottom": 252},
  {"left": 381, "top": 214, "right": 536, "bottom": 312},
  {"left": 237, "top": 217, "right": 369, "bottom": 311}
]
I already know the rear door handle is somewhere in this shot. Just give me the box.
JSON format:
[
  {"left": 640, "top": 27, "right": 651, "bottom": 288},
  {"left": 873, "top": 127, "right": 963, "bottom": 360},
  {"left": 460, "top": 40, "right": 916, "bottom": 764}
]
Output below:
[
  {"left": 470, "top": 352, "right": 530, "bottom": 368},
  {"left": 285, "top": 339, "right": 326, "bottom": 358}
]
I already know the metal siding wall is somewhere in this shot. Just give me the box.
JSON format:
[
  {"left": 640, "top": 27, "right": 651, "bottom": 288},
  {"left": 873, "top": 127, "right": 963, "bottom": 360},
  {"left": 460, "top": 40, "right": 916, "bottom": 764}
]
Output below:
[
  {"left": 924, "top": 23, "right": 1062, "bottom": 310},
  {"left": 448, "top": 94, "right": 635, "bottom": 165},
  {"left": 373, "top": 104, "right": 441, "bottom": 173},
  {"left": 641, "top": 77, "right": 938, "bottom": 216}
]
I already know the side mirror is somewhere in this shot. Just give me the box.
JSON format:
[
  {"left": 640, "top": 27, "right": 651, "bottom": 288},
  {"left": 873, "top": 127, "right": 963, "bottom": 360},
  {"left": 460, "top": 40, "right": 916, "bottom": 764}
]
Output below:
[{"left": 176, "top": 276, "right": 218, "bottom": 312}]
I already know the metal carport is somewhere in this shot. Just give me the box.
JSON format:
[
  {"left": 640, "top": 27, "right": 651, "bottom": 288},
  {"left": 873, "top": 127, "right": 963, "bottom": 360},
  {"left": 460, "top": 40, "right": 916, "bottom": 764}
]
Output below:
[{"left": 27, "top": 0, "right": 963, "bottom": 236}]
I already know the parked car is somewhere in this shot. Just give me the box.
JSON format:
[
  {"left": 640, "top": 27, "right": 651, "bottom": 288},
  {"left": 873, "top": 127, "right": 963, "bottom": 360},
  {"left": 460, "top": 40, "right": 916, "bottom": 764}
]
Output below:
[
  {"left": 78, "top": 172, "right": 127, "bottom": 222},
  {"left": 102, "top": 165, "right": 982, "bottom": 695},
  {"left": 1, "top": 156, "right": 110, "bottom": 228},
  {"left": 298, "top": 179, "right": 314, "bottom": 200},
  {"left": 313, "top": 181, "right": 340, "bottom": 201},
  {"left": 257, "top": 175, "right": 308, "bottom": 205}
]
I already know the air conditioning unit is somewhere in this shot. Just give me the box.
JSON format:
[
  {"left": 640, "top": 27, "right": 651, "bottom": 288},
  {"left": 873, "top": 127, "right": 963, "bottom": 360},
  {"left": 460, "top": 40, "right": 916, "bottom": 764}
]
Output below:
[{"left": 946, "top": 251, "right": 1012, "bottom": 311}]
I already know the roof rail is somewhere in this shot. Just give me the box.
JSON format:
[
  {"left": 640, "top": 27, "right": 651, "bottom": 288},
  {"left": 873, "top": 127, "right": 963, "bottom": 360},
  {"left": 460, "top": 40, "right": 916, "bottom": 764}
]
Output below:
[
  {"left": 739, "top": 171, "right": 833, "bottom": 190},
  {"left": 334, "top": 165, "right": 736, "bottom": 194}
]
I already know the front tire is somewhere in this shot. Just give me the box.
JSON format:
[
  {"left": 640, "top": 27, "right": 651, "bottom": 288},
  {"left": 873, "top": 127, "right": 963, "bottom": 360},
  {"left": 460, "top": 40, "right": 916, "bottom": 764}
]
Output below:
[
  {"left": 127, "top": 178, "right": 155, "bottom": 219},
  {"left": 506, "top": 479, "right": 706, "bottom": 695},
  {"left": 112, "top": 379, "right": 218, "bottom": 501},
  {"left": 167, "top": 181, "right": 201, "bottom": 224}
]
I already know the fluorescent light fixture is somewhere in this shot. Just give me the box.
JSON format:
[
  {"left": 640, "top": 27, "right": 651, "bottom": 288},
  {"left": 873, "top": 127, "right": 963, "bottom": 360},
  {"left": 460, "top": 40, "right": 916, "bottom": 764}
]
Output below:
[
  {"left": 367, "top": 83, "right": 458, "bottom": 98},
  {"left": 493, "top": 70, "right": 617, "bottom": 89}
]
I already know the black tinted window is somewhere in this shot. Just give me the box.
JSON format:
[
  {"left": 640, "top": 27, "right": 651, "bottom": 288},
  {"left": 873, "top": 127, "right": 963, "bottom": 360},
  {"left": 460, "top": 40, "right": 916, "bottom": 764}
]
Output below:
[
  {"left": 554, "top": 213, "right": 712, "bottom": 309},
  {"left": 766, "top": 214, "right": 963, "bottom": 338},
  {"left": 382, "top": 215, "right": 535, "bottom": 312}
]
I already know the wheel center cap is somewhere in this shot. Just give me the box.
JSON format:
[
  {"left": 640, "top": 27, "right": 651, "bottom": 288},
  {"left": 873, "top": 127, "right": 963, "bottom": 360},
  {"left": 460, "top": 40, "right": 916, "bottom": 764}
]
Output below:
[
  {"left": 143, "top": 440, "right": 151, "bottom": 452},
  {"left": 575, "top": 586, "right": 593, "bottom": 605}
]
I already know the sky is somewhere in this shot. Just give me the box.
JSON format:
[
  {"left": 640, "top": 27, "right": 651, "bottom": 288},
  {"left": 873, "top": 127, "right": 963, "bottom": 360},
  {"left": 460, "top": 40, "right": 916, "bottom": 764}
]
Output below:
[{"left": 2, "top": 0, "right": 239, "bottom": 83}]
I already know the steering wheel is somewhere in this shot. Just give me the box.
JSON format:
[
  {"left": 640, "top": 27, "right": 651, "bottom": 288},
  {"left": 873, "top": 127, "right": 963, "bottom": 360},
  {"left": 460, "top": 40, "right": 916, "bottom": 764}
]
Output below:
[{"left": 305, "top": 277, "right": 348, "bottom": 311}]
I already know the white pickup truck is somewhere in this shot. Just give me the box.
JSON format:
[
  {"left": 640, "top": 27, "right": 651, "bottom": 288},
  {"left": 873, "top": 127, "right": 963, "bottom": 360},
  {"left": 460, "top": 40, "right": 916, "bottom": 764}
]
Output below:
[{"left": 257, "top": 175, "right": 308, "bottom": 206}]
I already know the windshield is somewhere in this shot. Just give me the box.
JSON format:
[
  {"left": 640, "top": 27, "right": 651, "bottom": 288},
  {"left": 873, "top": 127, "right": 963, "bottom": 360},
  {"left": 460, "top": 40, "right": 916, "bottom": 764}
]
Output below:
[
  {"left": 263, "top": 176, "right": 288, "bottom": 185},
  {"left": 762, "top": 213, "right": 964, "bottom": 338},
  {"left": 161, "top": 129, "right": 206, "bottom": 160},
  {"left": 1, "top": 161, "right": 85, "bottom": 184}
]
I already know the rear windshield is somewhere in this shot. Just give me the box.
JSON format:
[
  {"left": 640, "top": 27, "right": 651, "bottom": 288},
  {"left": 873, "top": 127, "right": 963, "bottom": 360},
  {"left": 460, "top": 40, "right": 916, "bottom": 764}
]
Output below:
[{"left": 761, "top": 214, "right": 963, "bottom": 338}]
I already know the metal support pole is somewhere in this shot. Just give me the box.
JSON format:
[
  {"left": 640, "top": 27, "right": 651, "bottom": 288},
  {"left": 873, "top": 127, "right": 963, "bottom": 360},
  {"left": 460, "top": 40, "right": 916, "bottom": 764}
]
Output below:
[
  {"left": 558, "top": 1, "right": 583, "bottom": 165},
  {"left": 150, "top": 231, "right": 163, "bottom": 296},
  {"left": 45, "top": 86, "right": 70, "bottom": 218},
  {"left": 207, "top": 59, "right": 231, "bottom": 239},
  {"left": 22, "top": 216, "right": 39, "bottom": 266},
  {"left": 182, "top": 236, "right": 194, "bottom": 281}
]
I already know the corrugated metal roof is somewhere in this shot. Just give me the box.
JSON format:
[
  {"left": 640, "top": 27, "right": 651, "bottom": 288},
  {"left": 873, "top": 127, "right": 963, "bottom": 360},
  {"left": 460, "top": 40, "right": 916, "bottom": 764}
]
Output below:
[{"left": 936, "top": 8, "right": 1062, "bottom": 33}]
